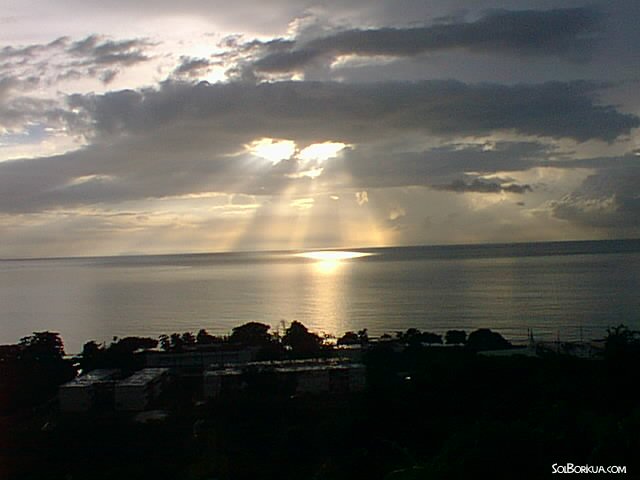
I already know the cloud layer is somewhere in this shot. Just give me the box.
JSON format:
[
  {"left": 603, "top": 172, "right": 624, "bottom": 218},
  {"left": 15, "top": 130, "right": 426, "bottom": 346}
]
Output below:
[
  {"left": 1, "top": 1, "right": 640, "bottom": 256},
  {"left": 249, "top": 7, "right": 603, "bottom": 75}
]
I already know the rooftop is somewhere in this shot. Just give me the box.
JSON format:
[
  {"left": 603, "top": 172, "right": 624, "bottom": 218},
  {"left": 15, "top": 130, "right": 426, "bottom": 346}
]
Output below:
[
  {"left": 61, "top": 369, "right": 119, "bottom": 388},
  {"left": 117, "top": 368, "right": 169, "bottom": 387}
]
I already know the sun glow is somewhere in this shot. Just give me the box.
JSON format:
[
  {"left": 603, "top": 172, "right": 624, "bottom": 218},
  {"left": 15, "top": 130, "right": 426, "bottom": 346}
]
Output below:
[
  {"left": 298, "top": 142, "right": 347, "bottom": 162},
  {"left": 294, "top": 251, "right": 373, "bottom": 261},
  {"left": 295, "top": 250, "right": 373, "bottom": 274},
  {"left": 247, "top": 138, "right": 296, "bottom": 163}
]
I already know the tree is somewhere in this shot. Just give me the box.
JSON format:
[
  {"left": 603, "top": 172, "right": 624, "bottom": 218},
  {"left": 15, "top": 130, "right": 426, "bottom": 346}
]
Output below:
[
  {"left": 282, "top": 321, "right": 322, "bottom": 357},
  {"left": 19, "top": 331, "right": 66, "bottom": 362},
  {"left": 159, "top": 334, "right": 171, "bottom": 351},
  {"left": 445, "top": 330, "right": 467, "bottom": 345},
  {"left": 170, "top": 333, "right": 184, "bottom": 351},
  {"left": 181, "top": 332, "right": 196, "bottom": 346},
  {"left": 111, "top": 336, "right": 158, "bottom": 354},
  {"left": 197, "top": 329, "right": 221, "bottom": 345},
  {"left": 13, "top": 332, "right": 76, "bottom": 407},
  {"left": 419, "top": 332, "right": 443, "bottom": 345},
  {"left": 401, "top": 328, "right": 421, "bottom": 343},
  {"left": 229, "top": 322, "right": 272, "bottom": 347},
  {"left": 338, "top": 331, "right": 359, "bottom": 346},
  {"left": 604, "top": 324, "right": 640, "bottom": 363},
  {"left": 466, "top": 329, "right": 511, "bottom": 351},
  {"left": 79, "top": 340, "right": 106, "bottom": 371}
]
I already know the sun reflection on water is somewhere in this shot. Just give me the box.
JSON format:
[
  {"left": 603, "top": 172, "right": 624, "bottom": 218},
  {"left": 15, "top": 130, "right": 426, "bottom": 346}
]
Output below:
[
  {"left": 294, "top": 250, "right": 374, "bottom": 274},
  {"left": 294, "top": 251, "right": 373, "bottom": 261},
  {"left": 290, "top": 251, "right": 374, "bottom": 335}
]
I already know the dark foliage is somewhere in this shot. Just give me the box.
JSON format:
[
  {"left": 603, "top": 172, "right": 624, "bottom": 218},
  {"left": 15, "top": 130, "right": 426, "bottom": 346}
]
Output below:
[
  {"left": 19, "top": 331, "right": 66, "bottom": 361},
  {"left": 445, "top": 330, "right": 467, "bottom": 345},
  {"left": 466, "top": 328, "right": 512, "bottom": 351},
  {"left": 80, "top": 336, "right": 158, "bottom": 371},
  {"left": 338, "top": 331, "right": 359, "bottom": 345},
  {"left": 196, "top": 329, "right": 223, "bottom": 345},
  {"left": 282, "top": 321, "right": 322, "bottom": 357},
  {"left": 1, "top": 332, "right": 75, "bottom": 412},
  {"left": 229, "top": 322, "right": 272, "bottom": 347},
  {"left": 4, "top": 323, "right": 640, "bottom": 479}
]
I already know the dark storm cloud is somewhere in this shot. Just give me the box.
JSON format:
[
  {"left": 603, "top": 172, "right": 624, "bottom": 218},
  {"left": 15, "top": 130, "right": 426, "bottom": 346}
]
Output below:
[
  {"left": 69, "top": 79, "right": 638, "bottom": 143},
  {"left": 250, "top": 7, "right": 603, "bottom": 74},
  {"left": 433, "top": 178, "right": 532, "bottom": 194}
]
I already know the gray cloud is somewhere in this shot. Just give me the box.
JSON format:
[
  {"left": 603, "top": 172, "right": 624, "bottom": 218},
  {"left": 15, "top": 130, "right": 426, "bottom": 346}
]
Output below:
[
  {"left": 0, "top": 35, "right": 157, "bottom": 133},
  {"left": 327, "top": 141, "right": 552, "bottom": 189},
  {"left": 0, "top": 34, "right": 153, "bottom": 95},
  {"left": 0, "top": 37, "right": 68, "bottom": 61},
  {"left": 99, "top": 69, "right": 119, "bottom": 84},
  {"left": 69, "top": 79, "right": 638, "bottom": 143},
  {"left": 249, "top": 7, "right": 603, "bottom": 74},
  {"left": 433, "top": 178, "right": 532, "bottom": 194},
  {"left": 68, "top": 35, "right": 152, "bottom": 67},
  {"left": 173, "top": 56, "right": 216, "bottom": 78},
  {"left": 1, "top": 76, "right": 637, "bottom": 214},
  {"left": 548, "top": 167, "right": 640, "bottom": 231},
  {"left": 0, "top": 74, "right": 72, "bottom": 132}
]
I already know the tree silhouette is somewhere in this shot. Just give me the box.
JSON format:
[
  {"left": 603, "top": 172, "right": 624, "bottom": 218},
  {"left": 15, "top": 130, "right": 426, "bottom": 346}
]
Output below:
[
  {"left": 19, "top": 331, "right": 65, "bottom": 362},
  {"left": 420, "top": 332, "right": 443, "bottom": 345},
  {"left": 338, "top": 331, "right": 359, "bottom": 346},
  {"left": 466, "top": 329, "right": 511, "bottom": 351},
  {"left": 282, "top": 321, "right": 322, "bottom": 357},
  {"left": 229, "top": 322, "right": 272, "bottom": 347},
  {"left": 445, "top": 330, "right": 467, "bottom": 345},
  {"left": 197, "top": 329, "right": 222, "bottom": 345},
  {"left": 604, "top": 324, "right": 640, "bottom": 364},
  {"left": 181, "top": 332, "right": 196, "bottom": 346}
]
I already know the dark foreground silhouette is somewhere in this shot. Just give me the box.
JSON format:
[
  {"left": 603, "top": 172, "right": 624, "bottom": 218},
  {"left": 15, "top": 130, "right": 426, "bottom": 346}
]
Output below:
[{"left": 1, "top": 323, "right": 639, "bottom": 479}]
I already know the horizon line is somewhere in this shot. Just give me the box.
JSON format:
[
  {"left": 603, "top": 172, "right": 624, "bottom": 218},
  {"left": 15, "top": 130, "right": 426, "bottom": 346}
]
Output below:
[{"left": 2, "top": 237, "right": 640, "bottom": 262}]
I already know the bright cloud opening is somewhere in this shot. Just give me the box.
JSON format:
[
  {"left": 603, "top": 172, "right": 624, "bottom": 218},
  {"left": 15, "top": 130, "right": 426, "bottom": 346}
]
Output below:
[
  {"left": 247, "top": 138, "right": 296, "bottom": 163},
  {"left": 298, "top": 142, "right": 347, "bottom": 162}
]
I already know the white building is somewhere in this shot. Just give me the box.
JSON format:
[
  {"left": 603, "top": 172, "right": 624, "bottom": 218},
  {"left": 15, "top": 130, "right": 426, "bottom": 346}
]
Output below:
[
  {"left": 115, "top": 368, "right": 170, "bottom": 411},
  {"left": 58, "top": 369, "right": 119, "bottom": 413}
]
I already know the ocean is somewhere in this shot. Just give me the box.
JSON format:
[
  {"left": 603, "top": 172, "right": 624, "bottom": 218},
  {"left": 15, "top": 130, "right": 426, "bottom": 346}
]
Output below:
[{"left": 1, "top": 239, "right": 639, "bottom": 353}]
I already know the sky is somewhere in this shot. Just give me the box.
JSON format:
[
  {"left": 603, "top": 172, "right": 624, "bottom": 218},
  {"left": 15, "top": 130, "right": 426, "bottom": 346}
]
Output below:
[{"left": 1, "top": 0, "right": 639, "bottom": 257}]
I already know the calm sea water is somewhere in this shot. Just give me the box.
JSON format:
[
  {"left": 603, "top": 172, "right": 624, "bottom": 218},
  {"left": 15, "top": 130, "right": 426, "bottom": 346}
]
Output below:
[{"left": 1, "top": 240, "right": 640, "bottom": 353}]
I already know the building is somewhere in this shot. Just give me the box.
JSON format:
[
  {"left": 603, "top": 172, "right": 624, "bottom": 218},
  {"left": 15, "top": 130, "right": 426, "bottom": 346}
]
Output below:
[
  {"left": 58, "top": 369, "right": 119, "bottom": 413},
  {"left": 115, "top": 368, "right": 170, "bottom": 411},
  {"left": 203, "top": 367, "right": 243, "bottom": 399},
  {"left": 144, "top": 347, "right": 257, "bottom": 372},
  {"left": 203, "top": 358, "right": 366, "bottom": 399}
]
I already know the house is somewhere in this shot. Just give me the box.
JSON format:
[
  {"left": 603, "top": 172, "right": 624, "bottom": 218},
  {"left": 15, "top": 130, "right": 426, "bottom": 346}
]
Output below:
[
  {"left": 115, "top": 368, "right": 170, "bottom": 411},
  {"left": 58, "top": 369, "right": 119, "bottom": 413}
]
